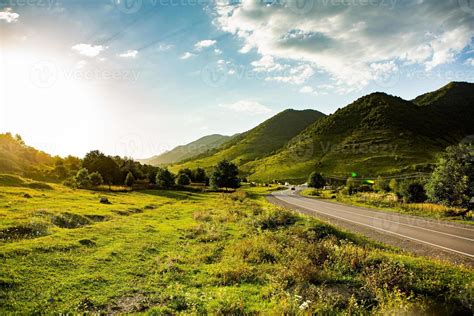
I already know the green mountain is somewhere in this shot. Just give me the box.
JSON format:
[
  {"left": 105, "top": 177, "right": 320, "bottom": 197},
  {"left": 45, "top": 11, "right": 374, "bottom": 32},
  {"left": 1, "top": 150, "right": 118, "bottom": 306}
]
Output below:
[
  {"left": 140, "top": 134, "right": 233, "bottom": 166},
  {"left": 172, "top": 109, "right": 326, "bottom": 172},
  {"left": 247, "top": 82, "right": 474, "bottom": 182}
]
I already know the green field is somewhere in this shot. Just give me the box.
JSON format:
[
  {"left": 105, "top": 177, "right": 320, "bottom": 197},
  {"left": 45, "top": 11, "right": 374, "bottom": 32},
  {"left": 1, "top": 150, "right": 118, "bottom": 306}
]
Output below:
[{"left": 1, "top": 179, "right": 473, "bottom": 314}]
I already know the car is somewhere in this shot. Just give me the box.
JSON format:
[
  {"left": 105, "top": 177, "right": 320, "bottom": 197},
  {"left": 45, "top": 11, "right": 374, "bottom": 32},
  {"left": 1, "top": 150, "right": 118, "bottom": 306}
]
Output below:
[{"left": 291, "top": 186, "right": 296, "bottom": 191}]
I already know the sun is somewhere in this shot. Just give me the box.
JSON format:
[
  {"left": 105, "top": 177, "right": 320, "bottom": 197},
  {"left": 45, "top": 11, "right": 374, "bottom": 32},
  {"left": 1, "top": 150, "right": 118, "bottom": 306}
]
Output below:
[{"left": 1, "top": 49, "right": 105, "bottom": 156}]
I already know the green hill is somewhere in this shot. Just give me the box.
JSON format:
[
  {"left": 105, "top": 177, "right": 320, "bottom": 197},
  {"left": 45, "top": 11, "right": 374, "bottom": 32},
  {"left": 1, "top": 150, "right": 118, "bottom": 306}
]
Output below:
[
  {"left": 140, "top": 134, "right": 233, "bottom": 166},
  {"left": 247, "top": 82, "right": 474, "bottom": 182},
  {"left": 171, "top": 109, "right": 326, "bottom": 173}
]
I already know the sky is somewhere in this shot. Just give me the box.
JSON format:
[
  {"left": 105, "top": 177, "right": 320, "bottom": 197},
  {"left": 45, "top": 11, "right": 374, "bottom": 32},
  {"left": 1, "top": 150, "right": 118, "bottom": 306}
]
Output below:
[{"left": 1, "top": 0, "right": 473, "bottom": 159}]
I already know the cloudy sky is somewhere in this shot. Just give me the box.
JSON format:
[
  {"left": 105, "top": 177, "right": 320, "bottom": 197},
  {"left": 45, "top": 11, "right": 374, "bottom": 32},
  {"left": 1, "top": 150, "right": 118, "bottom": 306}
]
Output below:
[{"left": 1, "top": 0, "right": 473, "bottom": 158}]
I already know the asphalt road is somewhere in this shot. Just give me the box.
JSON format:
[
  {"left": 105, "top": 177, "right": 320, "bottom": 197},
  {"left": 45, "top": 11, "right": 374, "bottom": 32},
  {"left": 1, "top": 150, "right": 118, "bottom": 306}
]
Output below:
[{"left": 270, "top": 189, "right": 474, "bottom": 260}]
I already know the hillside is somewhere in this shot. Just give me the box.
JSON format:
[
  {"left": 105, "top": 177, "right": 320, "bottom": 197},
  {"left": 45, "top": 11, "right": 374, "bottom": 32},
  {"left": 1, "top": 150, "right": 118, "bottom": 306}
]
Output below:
[
  {"left": 0, "top": 133, "right": 56, "bottom": 180},
  {"left": 140, "top": 134, "right": 233, "bottom": 166},
  {"left": 171, "top": 109, "right": 326, "bottom": 173},
  {"left": 247, "top": 82, "right": 474, "bottom": 182}
]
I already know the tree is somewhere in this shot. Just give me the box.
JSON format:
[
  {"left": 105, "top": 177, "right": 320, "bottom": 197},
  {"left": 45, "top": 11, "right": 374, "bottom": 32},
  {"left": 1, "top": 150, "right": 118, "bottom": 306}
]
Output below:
[
  {"left": 178, "top": 168, "right": 194, "bottom": 182},
  {"left": 308, "top": 172, "right": 325, "bottom": 189},
  {"left": 82, "top": 150, "right": 121, "bottom": 185},
  {"left": 89, "top": 172, "right": 104, "bottom": 186},
  {"left": 74, "top": 168, "right": 91, "bottom": 189},
  {"left": 210, "top": 160, "right": 240, "bottom": 190},
  {"left": 193, "top": 168, "right": 208, "bottom": 184},
  {"left": 397, "top": 180, "right": 427, "bottom": 203},
  {"left": 389, "top": 179, "right": 398, "bottom": 193},
  {"left": 176, "top": 173, "right": 191, "bottom": 186},
  {"left": 124, "top": 171, "right": 135, "bottom": 187},
  {"left": 426, "top": 144, "right": 474, "bottom": 206},
  {"left": 374, "top": 176, "right": 390, "bottom": 193},
  {"left": 346, "top": 177, "right": 360, "bottom": 195},
  {"left": 156, "top": 168, "right": 175, "bottom": 189}
]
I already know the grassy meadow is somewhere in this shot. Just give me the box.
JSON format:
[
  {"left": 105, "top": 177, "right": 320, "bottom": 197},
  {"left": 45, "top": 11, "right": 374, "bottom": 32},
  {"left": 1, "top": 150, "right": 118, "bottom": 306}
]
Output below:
[{"left": 0, "top": 176, "right": 473, "bottom": 314}]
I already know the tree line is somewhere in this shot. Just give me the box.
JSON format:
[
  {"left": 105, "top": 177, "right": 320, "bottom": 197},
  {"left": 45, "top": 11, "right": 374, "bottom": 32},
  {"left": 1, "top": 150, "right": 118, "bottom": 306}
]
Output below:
[
  {"left": 65, "top": 150, "right": 241, "bottom": 191},
  {"left": 307, "top": 144, "right": 474, "bottom": 208}
]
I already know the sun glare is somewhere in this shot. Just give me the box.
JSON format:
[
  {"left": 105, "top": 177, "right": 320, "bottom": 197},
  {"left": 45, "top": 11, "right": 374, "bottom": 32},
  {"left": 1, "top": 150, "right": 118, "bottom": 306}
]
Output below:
[{"left": 1, "top": 49, "right": 105, "bottom": 157}]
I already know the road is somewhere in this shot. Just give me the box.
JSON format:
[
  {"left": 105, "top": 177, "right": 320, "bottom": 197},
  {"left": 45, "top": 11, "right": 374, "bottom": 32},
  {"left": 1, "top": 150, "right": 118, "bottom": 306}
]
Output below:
[{"left": 269, "top": 189, "right": 474, "bottom": 261}]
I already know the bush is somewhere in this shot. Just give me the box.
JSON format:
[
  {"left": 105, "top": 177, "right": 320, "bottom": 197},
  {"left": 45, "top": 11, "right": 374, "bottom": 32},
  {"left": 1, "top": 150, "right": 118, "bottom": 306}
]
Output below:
[
  {"left": 156, "top": 169, "right": 175, "bottom": 189},
  {"left": 374, "top": 176, "right": 390, "bottom": 192},
  {"left": 124, "top": 171, "right": 135, "bottom": 187},
  {"left": 176, "top": 173, "right": 191, "bottom": 186},
  {"left": 308, "top": 172, "right": 325, "bottom": 189},
  {"left": 396, "top": 181, "right": 427, "bottom": 203},
  {"left": 253, "top": 209, "right": 299, "bottom": 230},
  {"left": 89, "top": 172, "right": 103, "bottom": 186},
  {"left": 74, "top": 168, "right": 91, "bottom": 189}
]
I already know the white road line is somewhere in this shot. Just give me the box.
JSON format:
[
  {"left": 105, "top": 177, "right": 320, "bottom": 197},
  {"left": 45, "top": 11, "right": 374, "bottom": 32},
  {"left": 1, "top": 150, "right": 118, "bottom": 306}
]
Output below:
[
  {"left": 284, "top": 195, "right": 474, "bottom": 242},
  {"left": 273, "top": 195, "right": 474, "bottom": 259},
  {"left": 294, "top": 193, "right": 474, "bottom": 232}
]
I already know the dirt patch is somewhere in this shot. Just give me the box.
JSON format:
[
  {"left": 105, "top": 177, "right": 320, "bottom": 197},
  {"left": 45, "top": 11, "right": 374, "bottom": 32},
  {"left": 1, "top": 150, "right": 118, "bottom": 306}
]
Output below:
[
  {"left": 108, "top": 293, "right": 150, "bottom": 313},
  {"left": 51, "top": 213, "right": 91, "bottom": 229},
  {"left": 84, "top": 214, "right": 109, "bottom": 222},
  {"left": 79, "top": 239, "right": 96, "bottom": 247},
  {"left": 0, "top": 223, "right": 49, "bottom": 241},
  {"left": 112, "top": 209, "right": 144, "bottom": 216}
]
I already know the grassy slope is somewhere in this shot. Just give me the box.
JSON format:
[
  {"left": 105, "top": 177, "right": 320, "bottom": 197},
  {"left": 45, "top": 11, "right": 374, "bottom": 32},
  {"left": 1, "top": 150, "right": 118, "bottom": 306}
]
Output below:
[
  {"left": 171, "top": 109, "right": 326, "bottom": 174},
  {"left": 140, "top": 134, "right": 233, "bottom": 166},
  {"left": 249, "top": 82, "right": 474, "bottom": 182},
  {"left": 0, "top": 179, "right": 473, "bottom": 314}
]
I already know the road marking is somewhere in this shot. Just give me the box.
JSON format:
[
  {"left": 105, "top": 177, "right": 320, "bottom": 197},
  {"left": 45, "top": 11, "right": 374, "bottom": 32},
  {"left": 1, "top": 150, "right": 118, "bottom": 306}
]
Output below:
[
  {"left": 294, "top": 193, "right": 474, "bottom": 232},
  {"left": 283, "top": 195, "right": 474, "bottom": 242},
  {"left": 272, "top": 194, "right": 474, "bottom": 259}
]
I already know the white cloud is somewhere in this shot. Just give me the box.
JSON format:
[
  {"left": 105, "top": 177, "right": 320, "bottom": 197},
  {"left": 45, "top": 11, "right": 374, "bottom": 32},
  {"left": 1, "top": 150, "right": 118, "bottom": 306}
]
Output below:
[
  {"left": 180, "top": 52, "right": 195, "bottom": 60},
  {"left": 266, "top": 64, "right": 314, "bottom": 85},
  {"left": 251, "top": 55, "right": 287, "bottom": 72},
  {"left": 119, "top": 50, "right": 138, "bottom": 58},
  {"left": 220, "top": 100, "right": 272, "bottom": 115},
  {"left": 299, "top": 86, "right": 315, "bottom": 94},
  {"left": 213, "top": 1, "right": 474, "bottom": 89},
  {"left": 0, "top": 8, "right": 19, "bottom": 23},
  {"left": 71, "top": 43, "right": 105, "bottom": 57},
  {"left": 466, "top": 58, "right": 474, "bottom": 66},
  {"left": 194, "top": 40, "right": 217, "bottom": 51},
  {"left": 214, "top": 48, "right": 223, "bottom": 55}
]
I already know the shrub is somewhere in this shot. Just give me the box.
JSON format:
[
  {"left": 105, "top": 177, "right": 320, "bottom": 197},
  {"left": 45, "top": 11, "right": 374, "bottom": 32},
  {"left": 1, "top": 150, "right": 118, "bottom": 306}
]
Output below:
[
  {"left": 89, "top": 172, "right": 103, "bottom": 186},
  {"left": 308, "top": 172, "right": 326, "bottom": 188},
  {"left": 397, "top": 181, "right": 427, "bottom": 203},
  {"left": 156, "top": 168, "right": 175, "bottom": 189},
  {"left": 176, "top": 173, "right": 191, "bottom": 186},
  {"left": 74, "top": 168, "right": 91, "bottom": 189},
  {"left": 253, "top": 209, "right": 299, "bottom": 230},
  {"left": 124, "top": 171, "right": 135, "bottom": 187},
  {"left": 374, "top": 176, "right": 390, "bottom": 192}
]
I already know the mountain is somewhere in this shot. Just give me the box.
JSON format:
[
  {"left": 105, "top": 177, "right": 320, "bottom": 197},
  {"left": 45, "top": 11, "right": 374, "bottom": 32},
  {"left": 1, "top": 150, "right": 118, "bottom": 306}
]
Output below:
[
  {"left": 171, "top": 109, "right": 326, "bottom": 172},
  {"left": 246, "top": 82, "right": 474, "bottom": 182},
  {"left": 140, "top": 134, "right": 233, "bottom": 166}
]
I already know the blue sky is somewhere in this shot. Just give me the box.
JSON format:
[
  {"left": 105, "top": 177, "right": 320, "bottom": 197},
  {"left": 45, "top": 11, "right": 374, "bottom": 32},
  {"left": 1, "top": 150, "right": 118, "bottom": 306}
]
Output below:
[{"left": 1, "top": 0, "right": 473, "bottom": 158}]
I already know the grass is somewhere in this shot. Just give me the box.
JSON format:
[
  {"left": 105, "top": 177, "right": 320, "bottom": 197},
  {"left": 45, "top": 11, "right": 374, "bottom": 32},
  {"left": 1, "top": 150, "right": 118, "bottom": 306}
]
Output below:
[
  {"left": 0, "top": 181, "right": 473, "bottom": 314},
  {"left": 301, "top": 188, "right": 474, "bottom": 224}
]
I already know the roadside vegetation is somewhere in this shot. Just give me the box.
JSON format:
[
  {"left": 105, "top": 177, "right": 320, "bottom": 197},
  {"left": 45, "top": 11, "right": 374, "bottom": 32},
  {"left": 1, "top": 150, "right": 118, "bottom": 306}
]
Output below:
[
  {"left": 302, "top": 144, "right": 474, "bottom": 223},
  {"left": 0, "top": 179, "right": 473, "bottom": 314}
]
